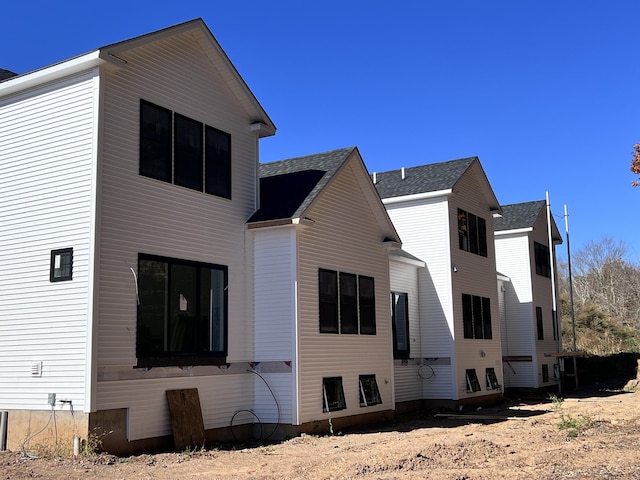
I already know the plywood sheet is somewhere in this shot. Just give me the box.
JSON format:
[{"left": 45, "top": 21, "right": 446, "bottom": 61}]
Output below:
[{"left": 165, "top": 388, "right": 206, "bottom": 450}]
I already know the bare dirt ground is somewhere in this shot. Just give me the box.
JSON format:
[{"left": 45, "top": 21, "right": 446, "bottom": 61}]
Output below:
[{"left": 3, "top": 386, "right": 640, "bottom": 480}]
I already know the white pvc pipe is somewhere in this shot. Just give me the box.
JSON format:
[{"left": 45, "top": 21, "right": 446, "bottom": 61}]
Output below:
[{"left": 0, "top": 411, "right": 8, "bottom": 451}]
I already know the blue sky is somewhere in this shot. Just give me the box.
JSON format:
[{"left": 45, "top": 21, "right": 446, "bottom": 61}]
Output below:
[{"left": 3, "top": 1, "right": 639, "bottom": 258}]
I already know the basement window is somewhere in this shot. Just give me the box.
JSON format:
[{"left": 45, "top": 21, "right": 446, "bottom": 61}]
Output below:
[
  {"left": 359, "top": 375, "right": 382, "bottom": 407},
  {"left": 485, "top": 368, "right": 500, "bottom": 390},
  {"left": 322, "top": 377, "right": 346, "bottom": 412},
  {"left": 466, "top": 369, "right": 481, "bottom": 393},
  {"left": 50, "top": 248, "right": 73, "bottom": 282}
]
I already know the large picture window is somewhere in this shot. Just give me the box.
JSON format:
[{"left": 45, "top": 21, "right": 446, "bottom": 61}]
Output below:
[
  {"left": 136, "top": 254, "right": 228, "bottom": 367},
  {"left": 458, "top": 209, "right": 487, "bottom": 257},
  {"left": 319, "top": 269, "right": 376, "bottom": 335},
  {"left": 462, "top": 293, "right": 492, "bottom": 339},
  {"left": 391, "top": 292, "right": 410, "bottom": 358},
  {"left": 139, "top": 100, "right": 231, "bottom": 199}
]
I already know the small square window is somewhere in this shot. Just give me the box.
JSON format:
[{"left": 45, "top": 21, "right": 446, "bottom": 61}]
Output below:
[
  {"left": 359, "top": 375, "right": 382, "bottom": 407},
  {"left": 486, "top": 367, "right": 500, "bottom": 390},
  {"left": 322, "top": 377, "right": 346, "bottom": 412},
  {"left": 466, "top": 369, "right": 481, "bottom": 392},
  {"left": 50, "top": 248, "right": 73, "bottom": 282}
]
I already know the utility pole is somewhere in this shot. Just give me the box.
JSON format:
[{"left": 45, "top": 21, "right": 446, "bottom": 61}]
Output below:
[{"left": 565, "top": 204, "right": 579, "bottom": 389}]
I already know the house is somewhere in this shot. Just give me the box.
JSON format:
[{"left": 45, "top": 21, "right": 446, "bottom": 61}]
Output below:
[
  {"left": 0, "top": 19, "right": 279, "bottom": 454},
  {"left": 374, "top": 158, "right": 504, "bottom": 408},
  {"left": 494, "top": 200, "right": 563, "bottom": 391},
  {"left": 248, "top": 146, "right": 401, "bottom": 435},
  {"left": 0, "top": 20, "right": 402, "bottom": 454}
]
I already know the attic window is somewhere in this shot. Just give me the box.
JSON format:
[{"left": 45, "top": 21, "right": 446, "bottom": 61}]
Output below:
[{"left": 50, "top": 248, "right": 73, "bottom": 282}]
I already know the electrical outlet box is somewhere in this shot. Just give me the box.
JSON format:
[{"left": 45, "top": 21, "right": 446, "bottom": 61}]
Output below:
[{"left": 48, "top": 393, "right": 56, "bottom": 406}]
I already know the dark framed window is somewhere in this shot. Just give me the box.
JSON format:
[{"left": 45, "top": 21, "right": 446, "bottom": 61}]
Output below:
[
  {"left": 50, "top": 248, "right": 73, "bottom": 282},
  {"left": 466, "top": 369, "right": 481, "bottom": 392},
  {"left": 359, "top": 375, "right": 382, "bottom": 407},
  {"left": 552, "top": 310, "right": 558, "bottom": 341},
  {"left": 486, "top": 367, "right": 500, "bottom": 390},
  {"left": 359, "top": 276, "right": 376, "bottom": 335},
  {"left": 458, "top": 209, "right": 487, "bottom": 257},
  {"left": 340, "top": 273, "right": 358, "bottom": 334},
  {"left": 391, "top": 292, "right": 410, "bottom": 358},
  {"left": 174, "top": 114, "right": 203, "bottom": 191},
  {"left": 542, "top": 364, "right": 549, "bottom": 383},
  {"left": 318, "top": 269, "right": 376, "bottom": 335},
  {"left": 462, "top": 294, "right": 492, "bottom": 339},
  {"left": 205, "top": 126, "right": 231, "bottom": 199},
  {"left": 140, "top": 100, "right": 172, "bottom": 182},
  {"left": 139, "top": 100, "right": 231, "bottom": 199},
  {"left": 136, "top": 254, "right": 228, "bottom": 367},
  {"left": 319, "top": 269, "right": 339, "bottom": 333},
  {"left": 536, "top": 306, "right": 544, "bottom": 340},
  {"left": 322, "top": 377, "right": 346, "bottom": 412},
  {"left": 534, "top": 241, "right": 551, "bottom": 277}
]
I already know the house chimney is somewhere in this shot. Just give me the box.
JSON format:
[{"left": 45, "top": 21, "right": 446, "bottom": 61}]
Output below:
[{"left": 401, "top": 167, "right": 405, "bottom": 180}]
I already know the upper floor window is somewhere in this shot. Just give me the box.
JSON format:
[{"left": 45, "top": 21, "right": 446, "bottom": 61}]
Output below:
[
  {"left": 50, "top": 248, "right": 73, "bottom": 282},
  {"left": 462, "top": 293, "right": 492, "bottom": 339},
  {"left": 458, "top": 209, "right": 487, "bottom": 257},
  {"left": 534, "top": 241, "right": 551, "bottom": 277},
  {"left": 319, "top": 269, "right": 376, "bottom": 335},
  {"left": 139, "top": 100, "right": 231, "bottom": 199},
  {"left": 136, "top": 254, "right": 228, "bottom": 367},
  {"left": 391, "top": 292, "right": 410, "bottom": 358}
]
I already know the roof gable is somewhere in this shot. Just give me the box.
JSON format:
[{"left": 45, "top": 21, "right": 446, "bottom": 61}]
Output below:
[
  {"left": 495, "top": 199, "right": 563, "bottom": 242},
  {"left": 0, "top": 19, "right": 275, "bottom": 136},
  {"left": 249, "top": 147, "right": 401, "bottom": 243},
  {"left": 374, "top": 157, "right": 475, "bottom": 199}
]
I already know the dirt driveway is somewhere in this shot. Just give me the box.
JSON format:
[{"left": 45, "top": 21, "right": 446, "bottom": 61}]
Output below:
[{"left": 2, "top": 387, "right": 640, "bottom": 479}]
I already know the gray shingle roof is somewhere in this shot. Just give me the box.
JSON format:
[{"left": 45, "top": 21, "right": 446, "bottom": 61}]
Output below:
[
  {"left": 373, "top": 157, "right": 476, "bottom": 199},
  {"left": 494, "top": 200, "right": 546, "bottom": 231},
  {"left": 248, "top": 147, "right": 356, "bottom": 223},
  {"left": 0, "top": 68, "right": 17, "bottom": 81}
]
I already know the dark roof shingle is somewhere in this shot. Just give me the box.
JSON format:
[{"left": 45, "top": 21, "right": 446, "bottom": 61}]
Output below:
[
  {"left": 494, "top": 200, "right": 545, "bottom": 231},
  {"left": 373, "top": 157, "right": 476, "bottom": 199},
  {"left": 248, "top": 147, "right": 355, "bottom": 223},
  {"left": 0, "top": 68, "right": 18, "bottom": 81}
]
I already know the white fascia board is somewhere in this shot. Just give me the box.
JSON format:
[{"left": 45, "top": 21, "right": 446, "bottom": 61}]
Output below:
[
  {"left": 497, "top": 273, "right": 511, "bottom": 282},
  {"left": 494, "top": 227, "right": 533, "bottom": 237},
  {"left": 381, "top": 189, "right": 452, "bottom": 205},
  {"left": 0, "top": 51, "right": 104, "bottom": 99}
]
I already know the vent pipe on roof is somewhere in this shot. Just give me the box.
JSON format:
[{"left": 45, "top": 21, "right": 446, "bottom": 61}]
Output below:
[
  {"left": 373, "top": 172, "right": 377, "bottom": 184},
  {"left": 401, "top": 167, "right": 405, "bottom": 180}
]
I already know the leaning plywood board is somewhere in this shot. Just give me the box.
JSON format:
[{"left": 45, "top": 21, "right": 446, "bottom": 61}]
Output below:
[{"left": 166, "top": 388, "right": 206, "bottom": 450}]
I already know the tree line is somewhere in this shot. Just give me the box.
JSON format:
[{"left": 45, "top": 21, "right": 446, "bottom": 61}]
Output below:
[{"left": 557, "top": 237, "right": 640, "bottom": 355}]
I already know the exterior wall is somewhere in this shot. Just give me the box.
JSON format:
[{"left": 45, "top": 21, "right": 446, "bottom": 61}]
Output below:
[
  {"left": 94, "top": 32, "right": 262, "bottom": 441},
  {"left": 296, "top": 161, "right": 394, "bottom": 425},
  {"left": 530, "top": 213, "right": 562, "bottom": 388},
  {"left": 385, "top": 197, "right": 456, "bottom": 400},
  {"left": 390, "top": 258, "right": 423, "bottom": 404},
  {"left": 495, "top": 232, "right": 536, "bottom": 388},
  {"left": 0, "top": 69, "right": 99, "bottom": 437},
  {"left": 448, "top": 166, "right": 503, "bottom": 401},
  {"left": 253, "top": 227, "right": 297, "bottom": 425}
]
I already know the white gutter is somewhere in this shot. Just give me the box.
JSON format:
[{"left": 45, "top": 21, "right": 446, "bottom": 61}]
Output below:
[
  {"left": 381, "top": 189, "right": 452, "bottom": 205},
  {"left": 494, "top": 227, "right": 534, "bottom": 236}
]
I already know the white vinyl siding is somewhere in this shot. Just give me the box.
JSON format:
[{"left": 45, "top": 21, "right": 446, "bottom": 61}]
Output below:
[
  {"left": 94, "top": 31, "right": 261, "bottom": 437},
  {"left": 390, "top": 257, "right": 423, "bottom": 404},
  {"left": 0, "top": 72, "right": 98, "bottom": 410},
  {"left": 296, "top": 161, "right": 393, "bottom": 424},
  {"left": 253, "top": 227, "right": 296, "bottom": 424}
]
